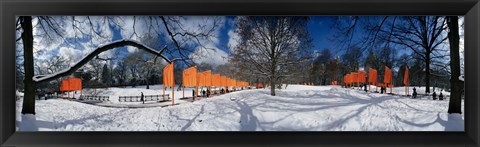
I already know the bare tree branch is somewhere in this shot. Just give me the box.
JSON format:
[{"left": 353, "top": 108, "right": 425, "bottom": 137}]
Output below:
[{"left": 33, "top": 40, "right": 171, "bottom": 83}]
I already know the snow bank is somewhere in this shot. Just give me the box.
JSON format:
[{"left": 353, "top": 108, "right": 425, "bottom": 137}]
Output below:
[{"left": 16, "top": 90, "right": 24, "bottom": 97}]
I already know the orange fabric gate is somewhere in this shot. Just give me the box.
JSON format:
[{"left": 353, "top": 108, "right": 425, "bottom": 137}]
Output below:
[{"left": 163, "top": 62, "right": 175, "bottom": 105}]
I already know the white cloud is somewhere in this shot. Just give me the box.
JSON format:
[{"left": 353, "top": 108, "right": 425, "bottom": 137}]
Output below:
[
  {"left": 26, "top": 16, "right": 230, "bottom": 71},
  {"left": 167, "top": 16, "right": 230, "bottom": 67},
  {"left": 59, "top": 46, "right": 83, "bottom": 65},
  {"left": 127, "top": 46, "right": 138, "bottom": 53},
  {"left": 190, "top": 45, "right": 229, "bottom": 67},
  {"left": 31, "top": 16, "right": 118, "bottom": 68},
  {"left": 227, "top": 29, "right": 240, "bottom": 52}
]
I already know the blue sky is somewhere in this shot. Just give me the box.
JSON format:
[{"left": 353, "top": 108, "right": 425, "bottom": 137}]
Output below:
[
  {"left": 215, "top": 16, "right": 336, "bottom": 56},
  {"left": 187, "top": 16, "right": 337, "bottom": 57},
  {"left": 307, "top": 16, "right": 336, "bottom": 54},
  {"left": 27, "top": 16, "right": 389, "bottom": 70},
  {"left": 104, "top": 16, "right": 339, "bottom": 67},
  {"left": 27, "top": 16, "right": 463, "bottom": 72}
]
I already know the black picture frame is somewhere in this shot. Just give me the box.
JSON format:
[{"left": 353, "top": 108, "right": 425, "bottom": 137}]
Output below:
[{"left": 1, "top": 0, "right": 479, "bottom": 146}]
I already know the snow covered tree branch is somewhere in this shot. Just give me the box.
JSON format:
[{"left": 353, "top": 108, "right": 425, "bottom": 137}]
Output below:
[{"left": 32, "top": 40, "right": 171, "bottom": 84}]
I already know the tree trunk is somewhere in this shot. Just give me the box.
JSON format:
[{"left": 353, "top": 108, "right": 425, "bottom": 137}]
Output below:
[
  {"left": 21, "top": 16, "right": 36, "bottom": 114},
  {"left": 425, "top": 53, "right": 431, "bottom": 93},
  {"left": 447, "top": 16, "right": 462, "bottom": 114},
  {"left": 146, "top": 79, "right": 150, "bottom": 89},
  {"left": 270, "top": 61, "right": 276, "bottom": 96},
  {"left": 270, "top": 78, "right": 275, "bottom": 96}
]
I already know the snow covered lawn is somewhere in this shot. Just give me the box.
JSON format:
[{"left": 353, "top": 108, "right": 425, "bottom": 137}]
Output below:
[{"left": 16, "top": 85, "right": 464, "bottom": 131}]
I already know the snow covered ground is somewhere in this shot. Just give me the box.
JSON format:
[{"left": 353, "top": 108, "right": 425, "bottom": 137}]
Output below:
[{"left": 16, "top": 85, "right": 464, "bottom": 131}]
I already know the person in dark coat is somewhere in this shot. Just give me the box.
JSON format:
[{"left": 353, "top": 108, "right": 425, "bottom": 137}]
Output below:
[
  {"left": 141, "top": 92, "right": 144, "bottom": 104},
  {"left": 364, "top": 84, "right": 368, "bottom": 92},
  {"left": 207, "top": 89, "right": 211, "bottom": 97},
  {"left": 192, "top": 89, "right": 195, "bottom": 101},
  {"left": 202, "top": 90, "right": 206, "bottom": 97},
  {"left": 439, "top": 92, "right": 444, "bottom": 100},
  {"left": 432, "top": 91, "right": 437, "bottom": 100},
  {"left": 412, "top": 87, "right": 417, "bottom": 99}
]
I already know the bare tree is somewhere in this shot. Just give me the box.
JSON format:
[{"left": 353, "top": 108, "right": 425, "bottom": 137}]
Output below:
[
  {"left": 341, "top": 45, "right": 363, "bottom": 72},
  {"left": 232, "top": 16, "right": 313, "bottom": 96},
  {"left": 88, "top": 59, "right": 104, "bottom": 83},
  {"left": 34, "top": 56, "right": 72, "bottom": 89},
  {"left": 113, "top": 61, "right": 128, "bottom": 87},
  {"left": 138, "top": 53, "right": 164, "bottom": 89},
  {"left": 137, "top": 35, "right": 167, "bottom": 89},
  {"left": 333, "top": 16, "right": 449, "bottom": 93},
  {"left": 124, "top": 51, "right": 142, "bottom": 87},
  {"left": 385, "top": 16, "right": 448, "bottom": 93}
]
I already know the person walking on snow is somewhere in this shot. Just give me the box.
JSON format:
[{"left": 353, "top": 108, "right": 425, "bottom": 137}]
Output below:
[
  {"left": 192, "top": 89, "right": 195, "bottom": 101},
  {"left": 207, "top": 89, "right": 211, "bottom": 97},
  {"left": 140, "top": 92, "right": 144, "bottom": 104},
  {"left": 439, "top": 91, "right": 444, "bottom": 100},
  {"left": 412, "top": 87, "right": 417, "bottom": 99},
  {"left": 432, "top": 91, "right": 437, "bottom": 100}
]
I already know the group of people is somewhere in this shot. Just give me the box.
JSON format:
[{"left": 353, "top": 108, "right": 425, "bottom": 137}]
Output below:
[
  {"left": 411, "top": 87, "right": 443, "bottom": 100},
  {"left": 431, "top": 91, "right": 444, "bottom": 100},
  {"left": 191, "top": 88, "right": 217, "bottom": 101},
  {"left": 343, "top": 83, "right": 444, "bottom": 101},
  {"left": 345, "top": 83, "right": 390, "bottom": 94}
]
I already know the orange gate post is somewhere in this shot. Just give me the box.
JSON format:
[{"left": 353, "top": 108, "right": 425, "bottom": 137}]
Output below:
[
  {"left": 203, "top": 70, "right": 212, "bottom": 97},
  {"left": 196, "top": 72, "right": 204, "bottom": 98},
  {"left": 384, "top": 66, "right": 393, "bottom": 94},
  {"left": 358, "top": 71, "right": 366, "bottom": 91},
  {"left": 368, "top": 68, "right": 378, "bottom": 92},
  {"left": 351, "top": 72, "right": 358, "bottom": 90},
  {"left": 212, "top": 74, "right": 220, "bottom": 96},
  {"left": 163, "top": 62, "right": 175, "bottom": 105}
]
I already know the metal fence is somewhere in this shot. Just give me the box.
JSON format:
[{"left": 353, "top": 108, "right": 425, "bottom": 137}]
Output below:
[
  {"left": 80, "top": 95, "right": 110, "bottom": 101},
  {"left": 119, "top": 94, "right": 170, "bottom": 102}
]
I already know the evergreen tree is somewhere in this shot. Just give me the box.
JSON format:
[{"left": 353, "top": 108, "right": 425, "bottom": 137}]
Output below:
[
  {"left": 102, "top": 64, "right": 111, "bottom": 85},
  {"left": 410, "top": 58, "right": 425, "bottom": 86},
  {"left": 364, "top": 51, "right": 379, "bottom": 71},
  {"left": 311, "top": 49, "right": 332, "bottom": 85}
]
